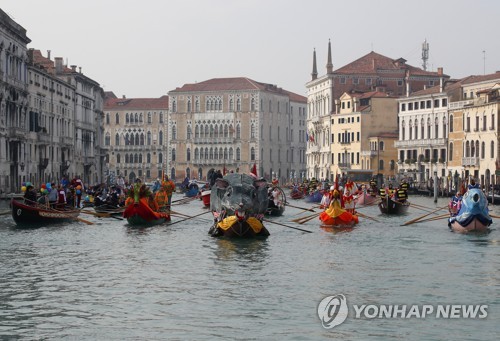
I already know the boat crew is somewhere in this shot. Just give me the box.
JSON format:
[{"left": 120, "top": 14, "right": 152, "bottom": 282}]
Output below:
[
  {"left": 24, "top": 185, "right": 37, "bottom": 206},
  {"left": 396, "top": 187, "right": 408, "bottom": 202},
  {"left": 378, "top": 186, "right": 386, "bottom": 200},
  {"left": 57, "top": 185, "right": 67, "bottom": 209},
  {"left": 468, "top": 178, "right": 479, "bottom": 190}
]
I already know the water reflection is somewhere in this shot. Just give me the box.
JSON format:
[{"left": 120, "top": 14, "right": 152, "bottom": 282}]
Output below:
[{"left": 213, "top": 238, "right": 269, "bottom": 264}]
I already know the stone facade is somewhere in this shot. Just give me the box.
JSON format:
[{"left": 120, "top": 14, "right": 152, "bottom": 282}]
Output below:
[{"left": 167, "top": 77, "right": 307, "bottom": 184}]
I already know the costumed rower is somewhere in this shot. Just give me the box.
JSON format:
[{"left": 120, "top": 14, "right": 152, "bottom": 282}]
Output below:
[
  {"left": 319, "top": 189, "right": 359, "bottom": 225},
  {"left": 343, "top": 177, "right": 357, "bottom": 214}
]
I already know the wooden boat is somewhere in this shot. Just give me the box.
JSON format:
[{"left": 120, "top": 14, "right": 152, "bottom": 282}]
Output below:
[
  {"left": 201, "top": 190, "right": 211, "bottom": 207},
  {"left": 448, "top": 188, "right": 492, "bottom": 233},
  {"left": 11, "top": 198, "right": 81, "bottom": 225},
  {"left": 304, "top": 190, "right": 323, "bottom": 203},
  {"left": 266, "top": 186, "right": 286, "bottom": 216},
  {"left": 123, "top": 197, "right": 170, "bottom": 226},
  {"left": 184, "top": 182, "right": 200, "bottom": 198},
  {"left": 209, "top": 215, "right": 270, "bottom": 238},
  {"left": 319, "top": 198, "right": 358, "bottom": 228},
  {"left": 94, "top": 204, "right": 125, "bottom": 216},
  {"left": 378, "top": 197, "right": 410, "bottom": 215},
  {"left": 355, "top": 190, "right": 377, "bottom": 206},
  {"left": 290, "top": 188, "right": 305, "bottom": 199}
]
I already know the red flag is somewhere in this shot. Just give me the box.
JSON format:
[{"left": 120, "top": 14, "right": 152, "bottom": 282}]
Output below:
[{"left": 251, "top": 164, "right": 257, "bottom": 177}]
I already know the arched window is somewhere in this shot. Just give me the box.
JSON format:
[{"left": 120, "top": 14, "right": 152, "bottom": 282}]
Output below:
[
  {"left": 106, "top": 113, "right": 110, "bottom": 124},
  {"left": 229, "top": 98, "right": 234, "bottom": 111},
  {"left": 135, "top": 133, "right": 140, "bottom": 145},
  {"left": 214, "top": 125, "right": 218, "bottom": 138},
  {"left": 379, "top": 141, "right": 384, "bottom": 151},
  {"left": 195, "top": 99, "right": 199, "bottom": 112},
  {"left": 159, "top": 153, "right": 163, "bottom": 164},
  {"left": 205, "top": 148, "right": 209, "bottom": 159},
  {"left": 401, "top": 120, "right": 405, "bottom": 140},
  {"left": 140, "top": 133, "right": 145, "bottom": 145},
  {"left": 442, "top": 117, "right": 447, "bottom": 138},
  {"left": 237, "top": 98, "right": 241, "bottom": 111},
  {"left": 116, "top": 113, "right": 120, "bottom": 124},
  {"left": 139, "top": 113, "right": 143, "bottom": 123},
  {"left": 224, "top": 148, "right": 228, "bottom": 160},
  {"left": 134, "top": 154, "right": 139, "bottom": 163},
  {"left": 224, "top": 124, "right": 228, "bottom": 138},
  {"left": 195, "top": 148, "right": 199, "bottom": 160},
  {"left": 159, "top": 112, "right": 163, "bottom": 123},
  {"left": 147, "top": 153, "right": 151, "bottom": 163},
  {"left": 187, "top": 125, "right": 192, "bottom": 139},
  {"left": 449, "top": 115, "right": 454, "bottom": 132},
  {"left": 125, "top": 154, "right": 129, "bottom": 163},
  {"left": 172, "top": 126, "right": 177, "bottom": 140},
  {"left": 171, "top": 148, "right": 176, "bottom": 161},
  {"left": 409, "top": 120, "right": 412, "bottom": 140},
  {"left": 236, "top": 124, "right": 241, "bottom": 139},
  {"left": 379, "top": 159, "right": 384, "bottom": 170},
  {"left": 251, "top": 123, "right": 255, "bottom": 138},
  {"left": 147, "top": 131, "right": 151, "bottom": 145},
  {"left": 229, "top": 147, "right": 233, "bottom": 160},
  {"left": 135, "top": 113, "right": 139, "bottom": 123},
  {"left": 491, "top": 141, "right": 495, "bottom": 158},
  {"left": 159, "top": 131, "right": 163, "bottom": 145},
  {"left": 105, "top": 133, "right": 110, "bottom": 146},
  {"left": 209, "top": 148, "right": 214, "bottom": 159},
  {"left": 435, "top": 117, "right": 439, "bottom": 138},
  {"left": 117, "top": 154, "right": 121, "bottom": 164},
  {"left": 251, "top": 98, "right": 256, "bottom": 111},
  {"left": 204, "top": 125, "right": 209, "bottom": 137},
  {"left": 251, "top": 147, "right": 255, "bottom": 160},
  {"left": 427, "top": 118, "right": 431, "bottom": 139},
  {"left": 449, "top": 143, "right": 453, "bottom": 161},
  {"left": 195, "top": 125, "right": 200, "bottom": 138},
  {"left": 465, "top": 141, "right": 470, "bottom": 157},
  {"left": 475, "top": 140, "right": 480, "bottom": 158},
  {"left": 236, "top": 147, "right": 241, "bottom": 161},
  {"left": 481, "top": 141, "right": 485, "bottom": 159},
  {"left": 148, "top": 112, "right": 152, "bottom": 123},
  {"left": 187, "top": 100, "right": 191, "bottom": 112},
  {"left": 187, "top": 148, "right": 191, "bottom": 161},
  {"left": 139, "top": 154, "right": 142, "bottom": 163},
  {"left": 126, "top": 113, "right": 129, "bottom": 124},
  {"left": 420, "top": 118, "right": 424, "bottom": 139},
  {"left": 115, "top": 133, "right": 120, "bottom": 146}
]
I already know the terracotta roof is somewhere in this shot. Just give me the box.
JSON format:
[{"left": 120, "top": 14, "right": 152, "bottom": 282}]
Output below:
[
  {"left": 31, "top": 49, "right": 72, "bottom": 73},
  {"left": 461, "top": 72, "right": 500, "bottom": 85},
  {"left": 335, "top": 51, "right": 445, "bottom": 77},
  {"left": 349, "top": 90, "right": 396, "bottom": 99},
  {"left": 104, "top": 96, "right": 169, "bottom": 110}
]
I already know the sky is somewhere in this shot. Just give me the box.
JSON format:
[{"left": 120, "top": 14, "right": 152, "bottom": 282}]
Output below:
[{"left": 2, "top": 0, "right": 499, "bottom": 99}]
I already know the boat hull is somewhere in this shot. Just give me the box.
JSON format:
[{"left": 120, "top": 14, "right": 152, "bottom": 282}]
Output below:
[
  {"left": 123, "top": 199, "right": 170, "bottom": 226},
  {"left": 378, "top": 198, "right": 409, "bottom": 214},
  {"left": 11, "top": 199, "right": 80, "bottom": 225},
  {"left": 356, "top": 192, "right": 377, "bottom": 206},
  {"left": 449, "top": 218, "right": 489, "bottom": 233}
]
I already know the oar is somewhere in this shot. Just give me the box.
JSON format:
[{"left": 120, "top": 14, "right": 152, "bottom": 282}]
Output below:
[
  {"left": 355, "top": 211, "right": 379, "bottom": 222},
  {"left": 0, "top": 210, "right": 10, "bottom": 216},
  {"left": 284, "top": 202, "right": 316, "bottom": 212},
  {"left": 81, "top": 210, "right": 111, "bottom": 218},
  {"left": 292, "top": 212, "right": 319, "bottom": 223},
  {"left": 415, "top": 213, "right": 450, "bottom": 223},
  {"left": 262, "top": 218, "right": 313, "bottom": 233},
  {"left": 297, "top": 214, "right": 320, "bottom": 224},
  {"left": 168, "top": 210, "right": 212, "bottom": 226},
  {"left": 402, "top": 205, "right": 449, "bottom": 226},
  {"left": 489, "top": 214, "right": 500, "bottom": 219}
]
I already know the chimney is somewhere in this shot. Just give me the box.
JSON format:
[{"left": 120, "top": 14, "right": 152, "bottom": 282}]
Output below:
[
  {"left": 47, "top": 50, "right": 51, "bottom": 60},
  {"left": 335, "top": 99, "right": 340, "bottom": 113},
  {"left": 27, "top": 48, "right": 34, "bottom": 63},
  {"left": 439, "top": 77, "right": 443, "bottom": 93},
  {"left": 70, "top": 65, "right": 77, "bottom": 72},
  {"left": 79, "top": 66, "right": 82, "bottom": 73},
  {"left": 122, "top": 95, "right": 126, "bottom": 99},
  {"left": 437, "top": 67, "right": 443, "bottom": 76},
  {"left": 55, "top": 57, "right": 63, "bottom": 74},
  {"left": 372, "top": 59, "right": 375, "bottom": 70}
]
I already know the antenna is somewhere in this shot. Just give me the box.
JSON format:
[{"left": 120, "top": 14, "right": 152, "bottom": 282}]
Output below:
[
  {"left": 483, "top": 50, "right": 486, "bottom": 75},
  {"left": 421, "top": 39, "right": 429, "bottom": 71}
]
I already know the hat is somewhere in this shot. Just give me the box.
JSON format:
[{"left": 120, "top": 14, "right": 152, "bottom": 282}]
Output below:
[{"left": 330, "top": 185, "right": 335, "bottom": 191}]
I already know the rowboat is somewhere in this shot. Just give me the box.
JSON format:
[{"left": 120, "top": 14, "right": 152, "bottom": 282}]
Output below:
[
  {"left": 11, "top": 198, "right": 80, "bottom": 225},
  {"left": 209, "top": 215, "right": 270, "bottom": 238},
  {"left": 319, "top": 198, "right": 358, "bottom": 228},
  {"left": 94, "top": 204, "right": 125, "bottom": 216},
  {"left": 355, "top": 190, "right": 377, "bottom": 206},
  {"left": 123, "top": 197, "right": 170, "bottom": 226},
  {"left": 448, "top": 188, "right": 492, "bottom": 233},
  {"left": 378, "top": 197, "right": 410, "bottom": 215},
  {"left": 201, "top": 190, "right": 211, "bottom": 207}
]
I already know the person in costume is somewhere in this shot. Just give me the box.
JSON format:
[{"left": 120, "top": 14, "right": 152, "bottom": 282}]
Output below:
[
  {"left": 319, "top": 189, "right": 358, "bottom": 226},
  {"left": 343, "top": 177, "right": 357, "bottom": 213}
]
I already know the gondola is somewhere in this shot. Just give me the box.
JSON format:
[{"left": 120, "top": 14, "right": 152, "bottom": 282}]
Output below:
[
  {"left": 378, "top": 196, "right": 410, "bottom": 215},
  {"left": 123, "top": 197, "right": 170, "bottom": 226},
  {"left": 94, "top": 203, "right": 125, "bottom": 216},
  {"left": 11, "top": 198, "right": 81, "bottom": 225},
  {"left": 448, "top": 188, "right": 492, "bottom": 233},
  {"left": 266, "top": 186, "right": 286, "bottom": 216}
]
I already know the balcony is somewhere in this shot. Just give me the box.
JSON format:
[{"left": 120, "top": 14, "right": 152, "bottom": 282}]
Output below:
[
  {"left": 83, "top": 156, "right": 94, "bottom": 167},
  {"left": 39, "top": 158, "right": 49, "bottom": 169},
  {"left": 338, "top": 162, "right": 351, "bottom": 169},
  {"left": 462, "top": 157, "right": 479, "bottom": 167},
  {"left": 60, "top": 136, "right": 74, "bottom": 146},
  {"left": 360, "top": 150, "right": 377, "bottom": 157},
  {"left": 37, "top": 132, "right": 51, "bottom": 144},
  {"left": 8, "top": 127, "right": 26, "bottom": 139},
  {"left": 394, "top": 138, "right": 447, "bottom": 148}
]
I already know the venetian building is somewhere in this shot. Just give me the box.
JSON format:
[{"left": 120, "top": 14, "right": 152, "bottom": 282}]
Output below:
[
  {"left": 24, "top": 49, "right": 77, "bottom": 187},
  {"left": 103, "top": 94, "right": 169, "bottom": 184},
  {"left": 0, "top": 9, "right": 30, "bottom": 193},
  {"left": 455, "top": 73, "right": 500, "bottom": 189},
  {"left": 396, "top": 70, "right": 458, "bottom": 186},
  {"left": 331, "top": 91, "right": 398, "bottom": 181},
  {"left": 306, "top": 40, "right": 449, "bottom": 182},
  {"left": 167, "top": 77, "right": 307, "bottom": 183}
]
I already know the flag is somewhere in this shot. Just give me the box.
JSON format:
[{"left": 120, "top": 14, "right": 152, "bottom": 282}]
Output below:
[
  {"left": 306, "top": 131, "right": 309, "bottom": 143},
  {"left": 251, "top": 163, "right": 257, "bottom": 177}
]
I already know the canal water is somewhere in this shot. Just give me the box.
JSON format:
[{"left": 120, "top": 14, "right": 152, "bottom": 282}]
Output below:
[{"left": 0, "top": 193, "right": 498, "bottom": 340}]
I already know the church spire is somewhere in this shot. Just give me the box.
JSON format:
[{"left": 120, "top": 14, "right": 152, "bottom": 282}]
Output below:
[
  {"left": 311, "top": 48, "right": 318, "bottom": 80},
  {"left": 326, "top": 39, "right": 333, "bottom": 74}
]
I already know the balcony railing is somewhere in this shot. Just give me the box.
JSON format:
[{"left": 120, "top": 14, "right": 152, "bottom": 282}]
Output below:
[
  {"left": 60, "top": 136, "right": 73, "bottom": 146},
  {"left": 462, "top": 157, "right": 479, "bottom": 167},
  {"left": 338, "top": 162, "right": 351, "bottom": 169},
  {"left": 360, "top": 150, "right": 377, "bottom": 157},
  {"left": 39, "top": 158, "right": 49, "bottom": 169},
  {"left": 8, "top": 127, "right": 25, "bottom": 139},
  {"left": 394, "top": 138, "right": 447, "bottom": 148},
  {"left": 37, "top": 132, "right": 51, "bottom": 144}
]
